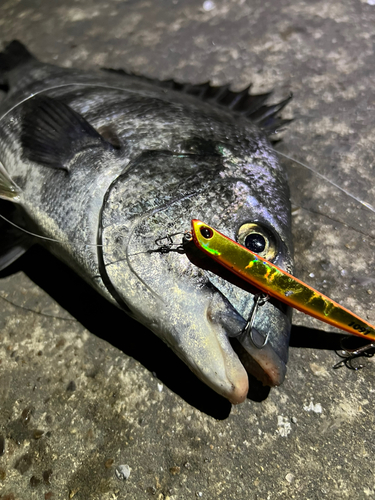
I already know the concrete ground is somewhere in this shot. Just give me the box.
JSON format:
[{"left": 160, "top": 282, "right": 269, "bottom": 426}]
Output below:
[{"left": 1, "top": 0, "right": 375, "bottom": 499}]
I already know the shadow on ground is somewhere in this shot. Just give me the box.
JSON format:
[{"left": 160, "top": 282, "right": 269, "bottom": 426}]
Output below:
[
  {"left": 1, "top": 245, "right": 356, "bottom": 419},
  {"left": 2, "top": 246, "right": 235, "bottom": 418}
]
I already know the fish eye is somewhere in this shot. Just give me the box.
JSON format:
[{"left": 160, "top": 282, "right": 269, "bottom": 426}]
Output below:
[
  {"left": 237, "top": 223, "right": 277, "bottom": 261},
  {"left": 244, "top": 233, "right": 266, "bottom": 253}
]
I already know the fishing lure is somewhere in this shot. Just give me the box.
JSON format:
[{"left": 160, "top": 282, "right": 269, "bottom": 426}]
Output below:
[{"left": 190, "top": 219, "right": 375, "bottom": 343}]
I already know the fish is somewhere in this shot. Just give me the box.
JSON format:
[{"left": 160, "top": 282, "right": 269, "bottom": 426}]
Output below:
[{"left": 0, "top": 41, "right": 296, "bottom": 404}]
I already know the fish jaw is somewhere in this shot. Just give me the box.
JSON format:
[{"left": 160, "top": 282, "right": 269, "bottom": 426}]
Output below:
[
  {"left": 142, "top": 281, "right": 290, "bottom": 401},
  {"left": 147, "top": 290, "right": 250, "bottom": 404},
  {"left": 234, "top": 331, "right": 287, "bottom": 387}
]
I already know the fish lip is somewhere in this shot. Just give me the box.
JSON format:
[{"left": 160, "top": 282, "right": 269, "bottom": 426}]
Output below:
[
  {"left": 192, "top": 361, "right": 248, "bottom": 405},
  {"left": 235, "top": 333, "right": 287, "bottom": 387},
  {"left": 167, "top": 324, "right": 249, "bottom": 405}
]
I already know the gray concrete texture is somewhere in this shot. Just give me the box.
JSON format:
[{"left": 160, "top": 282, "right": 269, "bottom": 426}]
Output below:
[{"left": 1, "top": 0, "right": 375, "bottom": 499}]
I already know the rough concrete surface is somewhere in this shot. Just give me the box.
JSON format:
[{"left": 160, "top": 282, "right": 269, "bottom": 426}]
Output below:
[{"left": 1, "top": 0, "right": 375, "bottom": 499}]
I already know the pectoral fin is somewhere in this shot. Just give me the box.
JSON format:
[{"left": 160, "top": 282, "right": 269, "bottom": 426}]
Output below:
[
  {"left": 21, "top": 95, "right": 115, "bottom": 172},
  {"left": 0, "top": 161, "right": 21, "bottom": 202}
]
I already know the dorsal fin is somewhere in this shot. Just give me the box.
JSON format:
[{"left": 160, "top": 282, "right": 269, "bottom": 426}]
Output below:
[
  {"left": 21, "top": 96, "right": 115, "bottom": 172},
  {"left": 102, "top": 68, "right": 292, "bottom": 135}
]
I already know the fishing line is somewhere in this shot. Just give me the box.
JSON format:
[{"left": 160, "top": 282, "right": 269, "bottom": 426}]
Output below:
[
  {"left": 290, "top": 204, "right": 375, "bottom": 242},
  {"left": 0, "top": 293, "right": 77, "bottom": 321},
  {"left": 0, "top": 81, "right": 188, "bottom": 123},
  {"left": 0, "top": 213, "right": 102, "bottom": 247},
  {"left": 272, "top": 149, "right": 375, "bottom": 214},
  {"left": 0, "top": 82, "right": 292, "bottom": 135}
]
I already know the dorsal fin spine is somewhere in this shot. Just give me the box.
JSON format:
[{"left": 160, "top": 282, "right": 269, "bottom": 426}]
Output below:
[{"left": 102, "top": 67, "right": 292, "bottom": 135}]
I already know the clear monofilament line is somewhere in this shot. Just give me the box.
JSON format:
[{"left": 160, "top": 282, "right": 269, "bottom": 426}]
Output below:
[
  {"left": 272, "top": 149, "right": 375, "bottom": 214},
  {"left": 0, "top": 213, "right": 102, "bottom": 247}
]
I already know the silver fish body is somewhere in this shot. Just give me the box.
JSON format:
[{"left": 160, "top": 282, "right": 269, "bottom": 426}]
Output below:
[{"left": 0, "top": 42, "right": 293, "bottom": 403}]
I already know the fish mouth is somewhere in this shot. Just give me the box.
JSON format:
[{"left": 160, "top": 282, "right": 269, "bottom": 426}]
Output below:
[
  {"left": 206, "top": 292, "right": 291, "bottom": 390},
  {"left": 183, "top": 239, "right": 292, "bottom": 393},
  {"left": 101, "top": 210, "right": 291, "bottom": 402},
  {"left": 161, "top": 288, "right": 290, "bottom": 405},
  {"left": 124, "top": 244, "right": 291, "bottom": 403}
]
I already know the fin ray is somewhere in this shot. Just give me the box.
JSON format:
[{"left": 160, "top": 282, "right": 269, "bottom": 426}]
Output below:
[{"left": 21, "top": 96, "right": 114, "bottom": 171}]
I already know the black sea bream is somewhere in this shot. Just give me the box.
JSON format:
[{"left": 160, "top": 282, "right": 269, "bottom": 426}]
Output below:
[{"left": 0, "top": 41, "right": 294, "bottom": 404}]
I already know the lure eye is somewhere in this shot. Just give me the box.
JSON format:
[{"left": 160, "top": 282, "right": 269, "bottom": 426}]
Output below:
[
  {"left": 237, "top": 223, "right": 277, "bottom": 261},
  {"left": 200, "top": 226, "right": 213, "bottom": 239}
]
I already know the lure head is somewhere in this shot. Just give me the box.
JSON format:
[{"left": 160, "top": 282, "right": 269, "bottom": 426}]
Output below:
[{"left": 100, "top": 149, "right": 293, "bottom": 403}]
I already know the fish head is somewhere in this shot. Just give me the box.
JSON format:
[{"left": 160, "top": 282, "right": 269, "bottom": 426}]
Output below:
[{"left": 100, "top": 147, "right": 293, "bottom": 403}]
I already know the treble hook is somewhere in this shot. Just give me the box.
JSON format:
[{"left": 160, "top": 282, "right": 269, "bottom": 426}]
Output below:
[
  {"left": 147, "top": 232, "right": 188, "bottom": 254},
  {"left": 242, "top": 293, "right": 270, "bottom": 349},
  {"left": 333, "top": 337, "right": 375, "bottom": 370}
]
